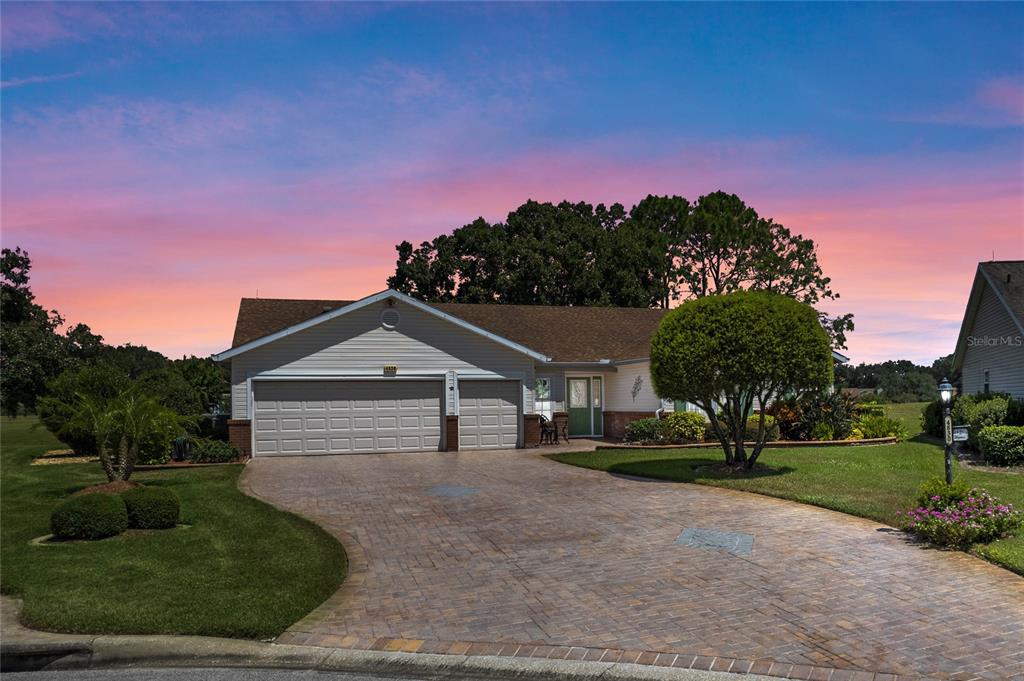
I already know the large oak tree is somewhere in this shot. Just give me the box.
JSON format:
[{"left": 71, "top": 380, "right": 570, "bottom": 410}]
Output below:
[{"left": 388, "top": 191, "right": 854, "bottom": 348}]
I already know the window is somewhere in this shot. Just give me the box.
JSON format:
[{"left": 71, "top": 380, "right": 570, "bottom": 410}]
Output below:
[
  {"left": 984, "top": 369, "right": 990, "bottom": 394},
  {"left": 534, "top": 377, "right": 553, "bottom": 420}
]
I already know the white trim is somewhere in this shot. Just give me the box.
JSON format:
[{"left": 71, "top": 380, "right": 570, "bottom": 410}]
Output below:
[{"left": 213, "top": 289, "right": 550, "bottom": 363}]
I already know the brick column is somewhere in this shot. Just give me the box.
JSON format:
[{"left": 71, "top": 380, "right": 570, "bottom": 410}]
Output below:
[
  {"left": 445, "top": 415, "right": 459, "bottom": 452},
  {"left": 523, "top": 413, "right": 541, "bottom": 447},
  {"left": 227, "top": 419, "right": 252, "bottom": 460},
  {"left": 553, "top": 411, "right": 569, "bottom": 442}
]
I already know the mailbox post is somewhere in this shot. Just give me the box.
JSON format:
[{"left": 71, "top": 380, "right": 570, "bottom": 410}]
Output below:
[{"left": 938, "top": 378, "right": 954, "bottom": 485}]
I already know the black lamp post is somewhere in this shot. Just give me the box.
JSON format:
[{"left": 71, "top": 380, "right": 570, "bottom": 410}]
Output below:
[{"left": 939, "top": 377, "right": 954, "bottom": 485}]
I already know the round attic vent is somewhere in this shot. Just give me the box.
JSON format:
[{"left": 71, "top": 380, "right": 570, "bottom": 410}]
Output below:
[{"left": 380, "top": 308, "right": 401, "bottom": 330}]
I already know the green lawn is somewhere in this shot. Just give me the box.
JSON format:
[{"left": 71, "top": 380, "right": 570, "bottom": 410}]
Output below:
[
  {"left": 881, "top": 401, "right": 929, "bottom": 438},
  {"left": 550, "top": 437, "right": 1024, "bottom": 575},
  {"left": 0, "top": 416, "right": 347, "bottom": 639}
]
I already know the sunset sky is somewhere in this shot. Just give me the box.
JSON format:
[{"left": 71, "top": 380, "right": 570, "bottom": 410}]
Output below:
[{"left": 2, "top": 2, "right": 1022, "bottom": 365}]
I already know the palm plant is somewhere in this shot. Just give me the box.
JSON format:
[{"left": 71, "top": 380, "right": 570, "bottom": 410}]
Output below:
[{"left": 71, "top": 390, "right": 185, "bottom": 481}]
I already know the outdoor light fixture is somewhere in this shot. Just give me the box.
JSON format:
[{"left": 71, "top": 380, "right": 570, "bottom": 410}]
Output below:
[
  {"left": 939, "top": 378, "right": 953, "bottom": 405},
  {"left": 939, "top": 377, "right": 954, "bottom": 485}
]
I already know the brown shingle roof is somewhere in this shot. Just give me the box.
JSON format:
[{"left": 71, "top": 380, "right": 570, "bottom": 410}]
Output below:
[
  {"left": 980, "top": 261, "right": 1024, "bottom": 328},
  {"left": 230, "top": 297, "right": 667, "bottom": 362}
]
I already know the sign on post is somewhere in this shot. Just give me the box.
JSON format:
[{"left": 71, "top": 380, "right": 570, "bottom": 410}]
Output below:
[
  {"left": 953, "top": 426, "right": 969, "bottom": 443},
  {"left": 944, "top": 414, "right": 953, "bottom": 446}
]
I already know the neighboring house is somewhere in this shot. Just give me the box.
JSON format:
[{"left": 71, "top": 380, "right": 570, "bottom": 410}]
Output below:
[
  {"left": 214, "top": 289, "right": 846, "bottom": 457},
  {"left": 952, "top": 261, "right": 1024, "bottom": 399}
]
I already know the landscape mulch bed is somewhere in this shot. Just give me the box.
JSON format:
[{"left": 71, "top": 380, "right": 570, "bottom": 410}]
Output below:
[
  {"left": 599, "top": 436, "right": 898, "bottom": 450},
  {"left": 71, "top": 480, "right": 141, "bottom": 496}
]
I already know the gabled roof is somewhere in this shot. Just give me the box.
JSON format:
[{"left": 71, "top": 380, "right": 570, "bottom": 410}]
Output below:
[
  {"left": 220, "top": 290, "right": 665, "bottom": 363},
  {"left": 953, "top": 260, "right": 1024, "bottom": 371},
  {"left": 219, "top": 290, "right": 850, "bottom": 365}
]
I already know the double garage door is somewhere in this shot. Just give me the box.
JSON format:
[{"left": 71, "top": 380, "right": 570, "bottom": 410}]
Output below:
[{"left": 253, "top": 380, "right": 519, "bottom": 456}]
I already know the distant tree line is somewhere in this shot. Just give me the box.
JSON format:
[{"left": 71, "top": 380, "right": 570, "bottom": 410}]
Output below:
[
  {"left": 1, "top": 247, "right": 228, "bottom": 421},
  {"left": 388, "top": 191, "right": 855, "bottom": 349},
  {"left": 835, "top": 357, "right": 957, "bottom": 403}
]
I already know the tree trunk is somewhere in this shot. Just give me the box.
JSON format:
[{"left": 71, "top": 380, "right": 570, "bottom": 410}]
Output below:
[
  {"left": 705, "top": 412, "right": 733, "bottom": 464},
  {"left": 115, "top": 435, "right": 131, "bottom": 481},
  {"left": 745, "top": 409, "right": 769, "bottom": 469},
  {"left": 98, "top": 444, "right": 116, "bottom": 482}
]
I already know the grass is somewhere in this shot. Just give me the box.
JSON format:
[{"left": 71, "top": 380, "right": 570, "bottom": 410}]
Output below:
[
  {"left": 881, "top": 401, "right": 930, "bottom": 438},
  {"left": 0, "top": 416, "right": 347, "bottom": 639},
  {"left": 551, "top": 402, "right": 1024, "bottom": 575}
]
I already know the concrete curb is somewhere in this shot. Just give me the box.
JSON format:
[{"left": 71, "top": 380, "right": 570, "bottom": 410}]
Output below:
[{"left": 2, "top": 635, "right": 777, "bottom": 680}]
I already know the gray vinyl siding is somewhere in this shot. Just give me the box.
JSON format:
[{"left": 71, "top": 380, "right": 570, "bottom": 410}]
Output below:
[
  {"left": 961, "top": 284, "right": 1024, "bottom": 399},
  {"left": 604, "top": 361, "right": 662, "bottom": 412},
  {"left": 230, "top": 300, "right": 535, "bottom": 419}
]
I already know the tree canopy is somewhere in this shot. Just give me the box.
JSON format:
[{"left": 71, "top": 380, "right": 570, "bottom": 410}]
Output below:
[
  {"left": 388, "top": 191, "right": 854, "bottom": 348},
  {"left": 650, "top": 291, "right": 833, "bottom": 467},
  {"left": 1, "top": 246, "right": 230, "bottom": 426}
]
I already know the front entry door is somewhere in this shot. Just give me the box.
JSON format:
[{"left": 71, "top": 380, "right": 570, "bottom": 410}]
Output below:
[{"left": 567, "top": 377, "right": 591, "bottom": 436}]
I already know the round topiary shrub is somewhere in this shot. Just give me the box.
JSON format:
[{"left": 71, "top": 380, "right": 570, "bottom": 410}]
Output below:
[
  {"left": 121, "top": 486, "right": 180, "bottom": 529},
  {"left": 50, "top": 493, "right": 128, "bottom": 540}
]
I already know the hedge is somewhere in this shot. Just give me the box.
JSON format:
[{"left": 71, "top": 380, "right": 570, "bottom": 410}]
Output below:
[
  {"left": 978, "top": 425, "right": 1024, "bottom": 467},
  {"left": 51, "top": 493, "right": 128, "bottom": 540},
  {"left": 122, "top": 486, "right": 181, "bottom": 529}
]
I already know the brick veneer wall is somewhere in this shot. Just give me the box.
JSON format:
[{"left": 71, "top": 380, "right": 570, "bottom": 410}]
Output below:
[
  {"left": 445, "top": 415, "right": 459, "bottom": 452},
  {"left": 227, "top": 419, "right": 252, "bottom": 459},
  {"left": 523, "top": 414, "right": 540, "bottom": 447},
  {"left": 603, "top": 411, "right": 656, "bottom": 441}
]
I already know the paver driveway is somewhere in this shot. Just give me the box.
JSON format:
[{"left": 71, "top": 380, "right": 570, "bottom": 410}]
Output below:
[{"left": 242, "top": 449, "right": 1024, "bottom": 681}]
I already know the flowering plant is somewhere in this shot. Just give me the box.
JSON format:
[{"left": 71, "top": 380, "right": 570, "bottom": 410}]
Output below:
[{"left": 903, "top": 489, "right": 1023, "bottom": 547}]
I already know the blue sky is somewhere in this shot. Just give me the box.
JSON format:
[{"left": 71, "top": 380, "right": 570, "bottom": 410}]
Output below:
[{"left": 2, "top": 2, "right": 1022, "bottom": 362}]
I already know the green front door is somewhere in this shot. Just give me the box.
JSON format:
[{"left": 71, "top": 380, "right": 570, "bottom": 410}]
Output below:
[{"left": 567, "top": 377, "right": 591, "bottom": 436}]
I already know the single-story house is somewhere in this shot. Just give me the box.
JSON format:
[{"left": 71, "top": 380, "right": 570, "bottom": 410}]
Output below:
[
  {"left": 952, "top": 260, "right": 1024, "bottom": 399},
  {"left": 214, "top": 289, "right": 847, "bottom": 457}
]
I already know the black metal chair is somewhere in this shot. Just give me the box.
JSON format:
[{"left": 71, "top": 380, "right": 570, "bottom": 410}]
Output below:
[{"left": 539, "top": 415, "right": 557, "bottom": 445}]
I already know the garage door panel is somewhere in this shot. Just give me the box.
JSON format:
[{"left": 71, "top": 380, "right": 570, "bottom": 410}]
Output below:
[
  {"left": 253, "top": 381, "right": 442, "bottom": 455},
  {"left": 459, "top": 380, "right": 519, "bottom": 450}
]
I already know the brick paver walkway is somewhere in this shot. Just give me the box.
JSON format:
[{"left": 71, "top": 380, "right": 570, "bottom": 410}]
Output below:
[{"left": 242, "top": 449, "right": 1024, "bottom": 681}]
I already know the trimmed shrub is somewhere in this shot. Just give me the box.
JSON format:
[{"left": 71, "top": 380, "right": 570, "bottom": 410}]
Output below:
[
  {"left": 122, "top": 486, "right": 180, "bottom": 529},
  {"left": 978, "top": 425, "right": 1024, "bottom": 466},
  {"left": 623, "top": 418, "right": 667, "bottom": 444},
  {"left": 190, "top": 439, "right": 240, "bottom": 463},
  {"left": 922, "top": 400, "right": 944, "bottom": 438},
  {"left": 952, "top": 394, "right": 1009, "bottom": 450},
  {"left": 917, "top": 476, "right": 972, "bottom": 510},
  {"left": 50, "top": 493, "right": 128, "bottom": 540},
  {"left": 855, "top": 414, "right": 908, "bottom": 441},
  {"left": 744, "top": 414, "right": 779, "bottom": 442},
  {"left": 664, "top": 411, "right": 706, "bottom": 443}
]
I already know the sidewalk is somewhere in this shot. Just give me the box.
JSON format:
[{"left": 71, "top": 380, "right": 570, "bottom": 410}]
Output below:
[{"left": 0, "top": 596, "right": 772, "bottom": 681}]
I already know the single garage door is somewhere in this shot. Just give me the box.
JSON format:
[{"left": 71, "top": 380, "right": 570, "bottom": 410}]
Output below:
[
  {"left": 459, "top": 380, "right": 520, "bottom": 450},
  {"left": 253, "top": 381, "right": 442, "bottom": 456}
]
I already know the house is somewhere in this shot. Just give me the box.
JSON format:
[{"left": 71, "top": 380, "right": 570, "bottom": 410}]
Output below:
[
  {"left": 952, "top": 261, "right": 1024, "bottom": 399},
  {"left": 214, "top": 289, "right": 846, "bottom": 457}
]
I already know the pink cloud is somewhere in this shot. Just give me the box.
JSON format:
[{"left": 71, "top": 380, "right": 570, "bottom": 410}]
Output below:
[
  {"left": 895, "top": 75, "right": 1024, "bottom": 128},
  {"left": 1, "top": 70, "right": 82, "bottom": 89},
  {"left": 3, "top": 99, "right": 1021, "bottom": 364}
]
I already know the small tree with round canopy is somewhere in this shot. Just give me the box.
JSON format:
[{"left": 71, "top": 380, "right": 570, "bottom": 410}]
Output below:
[{"left": 650, "top": 291, "right": 832, "bottom": 468}]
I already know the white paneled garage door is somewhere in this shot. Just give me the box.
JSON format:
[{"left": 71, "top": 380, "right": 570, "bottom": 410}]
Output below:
[
  {"left": 253, "top": 381, "right": 442, "bottom": 456},
  {"left": 459, "top": 380, "right": 520, "bottom": 450}
]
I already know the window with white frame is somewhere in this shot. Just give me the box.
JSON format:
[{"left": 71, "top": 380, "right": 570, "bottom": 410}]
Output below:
[{"left": 534, "top": 377, "right": 553, "bottom": 420}]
